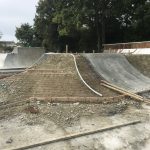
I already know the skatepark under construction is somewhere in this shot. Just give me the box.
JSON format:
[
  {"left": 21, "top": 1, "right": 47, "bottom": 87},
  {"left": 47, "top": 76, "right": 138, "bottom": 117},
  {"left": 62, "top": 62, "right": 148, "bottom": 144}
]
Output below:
[{"left": 0, "top": 47, "right": 150, "bottom": 150}]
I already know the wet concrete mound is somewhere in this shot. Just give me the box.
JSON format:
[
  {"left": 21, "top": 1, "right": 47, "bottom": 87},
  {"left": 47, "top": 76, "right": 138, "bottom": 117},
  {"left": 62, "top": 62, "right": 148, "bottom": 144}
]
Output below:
[
  {"left": 84, "top": 53, "right": 150, "bottom": 93},
  {"left": 0, "top": 54, "right": 101, "bottom": 104}
]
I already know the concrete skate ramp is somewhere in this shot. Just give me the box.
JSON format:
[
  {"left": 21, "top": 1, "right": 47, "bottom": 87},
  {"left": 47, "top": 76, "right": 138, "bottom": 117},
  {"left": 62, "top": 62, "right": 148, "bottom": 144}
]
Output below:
[
  {"left": 0, "top": 53, "right": 7, "bottom": 68},
  {"left": 84, "top": 54, "right": 150, "bottom": 93},
  {"left": 116, "top": 48, "right": 150, "bottom": 54},
  {"left": 0, "top": 47, "right": 44, "bottom": 69}
]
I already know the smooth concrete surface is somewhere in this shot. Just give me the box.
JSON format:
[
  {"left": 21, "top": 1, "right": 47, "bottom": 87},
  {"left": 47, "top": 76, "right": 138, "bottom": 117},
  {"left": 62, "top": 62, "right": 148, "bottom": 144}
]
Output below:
[
  {"left": 0, "top": 53, "right": 7, "bottom": 68},
  {"left": 0, "top": 47, "right": 44, "bottom": 69},
  {"left": 118, "top": 48, "right": 150, "bottom": 54},
  {"left": 84, "top": 53, "right": 150, "bottom": 93}
]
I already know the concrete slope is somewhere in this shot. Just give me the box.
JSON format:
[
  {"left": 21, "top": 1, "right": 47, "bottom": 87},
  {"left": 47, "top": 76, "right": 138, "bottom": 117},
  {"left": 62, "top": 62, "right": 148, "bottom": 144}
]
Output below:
[
  {"left": 84, "top": 53, "right": 150, "bottom": 93},
  {"left": 0, "top": 53, "right": 7, "bottom": 68},
  {"left": 0, "top": 47, "right": 44, "bottom": 69},
  {"left": 126, "top": 55, "right": 150, "bottom": 78}
]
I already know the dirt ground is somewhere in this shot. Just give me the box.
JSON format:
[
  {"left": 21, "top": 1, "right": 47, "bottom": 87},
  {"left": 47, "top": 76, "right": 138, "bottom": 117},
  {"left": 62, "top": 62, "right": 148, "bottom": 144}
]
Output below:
[
  {"left": 0, "top": 54, "right": 150, "bottom": 150},
  {"left": 0, "top": 101, "right": 150, "bottom": 150}
]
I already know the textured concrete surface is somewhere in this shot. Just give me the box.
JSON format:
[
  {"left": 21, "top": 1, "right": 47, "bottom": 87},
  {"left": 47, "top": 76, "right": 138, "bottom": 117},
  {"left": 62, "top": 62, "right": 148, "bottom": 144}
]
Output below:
[
  {"left": 126, "top": 55, "right": 150, "bottom": 78},
  {"left": 84, "top": 53, "right": 150, "bottom": 93},
  {"left": 0, "top": 103, "right": 150, "bottom": 150}
]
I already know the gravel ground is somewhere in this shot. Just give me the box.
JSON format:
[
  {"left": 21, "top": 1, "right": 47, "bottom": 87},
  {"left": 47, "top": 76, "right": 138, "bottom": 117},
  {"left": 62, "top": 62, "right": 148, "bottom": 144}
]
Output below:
[
  {"left": 0, "top": 54, "right": 149, "bottom": 149},
  {"left": 0, "top": 102, "right": 150, "bottom": 150}
]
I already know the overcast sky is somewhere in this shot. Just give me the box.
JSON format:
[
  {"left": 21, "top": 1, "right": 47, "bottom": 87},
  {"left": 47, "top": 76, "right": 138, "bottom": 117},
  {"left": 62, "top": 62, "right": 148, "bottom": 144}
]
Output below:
[{"left": 0, "top": 0, "right": 39, "bottom": 42}]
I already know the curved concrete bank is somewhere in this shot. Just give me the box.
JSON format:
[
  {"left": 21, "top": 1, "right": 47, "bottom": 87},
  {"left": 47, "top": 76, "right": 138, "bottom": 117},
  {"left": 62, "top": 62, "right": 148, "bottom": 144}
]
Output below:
[
  {"left": 126, "top": 55, "right": 150, "bottom": 78},
  {"left": 0, "top": 47, "right": 44, "bottom": 69},
  {"left": 84, "top": 53, "right": 150, "bottom": 93},
  {"left": 117, "top": 48, "right": 150, "bottom": 54},
  {"left": 0, "top": 53, "right": 7, "bottom": 68}
]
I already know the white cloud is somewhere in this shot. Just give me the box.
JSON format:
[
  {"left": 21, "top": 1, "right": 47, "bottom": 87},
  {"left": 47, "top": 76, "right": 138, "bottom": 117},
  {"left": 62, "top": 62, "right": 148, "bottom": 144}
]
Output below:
[{"left": 0, "top": 0, "right": 39, "bottom": 41}]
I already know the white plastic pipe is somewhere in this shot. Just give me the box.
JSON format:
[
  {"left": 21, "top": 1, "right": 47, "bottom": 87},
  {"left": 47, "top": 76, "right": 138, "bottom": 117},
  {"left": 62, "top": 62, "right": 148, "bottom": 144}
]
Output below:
[{"left": 70, "top": 54, "right": 102, "bottom": 97}]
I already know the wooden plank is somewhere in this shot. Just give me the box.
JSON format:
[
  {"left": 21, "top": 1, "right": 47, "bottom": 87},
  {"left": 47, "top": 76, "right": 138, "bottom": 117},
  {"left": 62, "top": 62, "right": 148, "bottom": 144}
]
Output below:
[
  {"left": 101, "top": 83, "right": 150, "bottom": 104},
  {"left": 29, "top": 95, "right": 125, "bottom": 104},
  {"left": 101, "top": 80, "right": 146, "bottom": 99}
]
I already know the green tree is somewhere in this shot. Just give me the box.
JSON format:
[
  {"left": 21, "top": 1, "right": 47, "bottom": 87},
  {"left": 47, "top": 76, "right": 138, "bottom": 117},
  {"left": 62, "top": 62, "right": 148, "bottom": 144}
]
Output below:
[
  {"left": 34, "top": 0, "right": 59, "bottom": 52},
  {"left": 33, "top": 0, "right": 150, "bottom": 52},
  {"left": 51, "top": 0, "right": 116, "bottom": 52},
  {"left": 131, "top": 1, "right": 150, "bottom": 41},
  {"left": 110, "top": 0, "right": 150, "bottom": 42},
  {"left": 15, "top": 23, "right": 34, "bottom": 47},
  {"left": 0, "top": 31, "right": 2, "bottom": 39}
]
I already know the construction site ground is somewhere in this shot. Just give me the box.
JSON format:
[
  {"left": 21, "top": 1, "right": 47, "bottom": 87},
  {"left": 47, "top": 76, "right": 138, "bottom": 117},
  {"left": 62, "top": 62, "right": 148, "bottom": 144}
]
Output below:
[{"left": 0, "top": 54, "right": 150, "bottom": 150}]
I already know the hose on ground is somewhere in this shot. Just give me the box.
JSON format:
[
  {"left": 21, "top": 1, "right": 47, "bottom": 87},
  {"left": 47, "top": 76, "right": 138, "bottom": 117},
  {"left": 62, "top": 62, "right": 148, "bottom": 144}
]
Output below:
[{"left": 70, "top": 54, "right": 102, "bottom": 97}]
